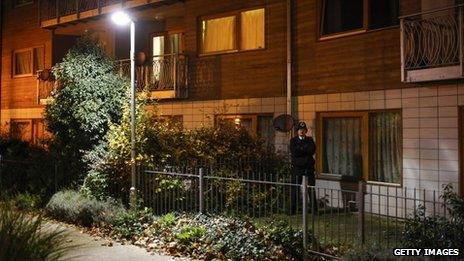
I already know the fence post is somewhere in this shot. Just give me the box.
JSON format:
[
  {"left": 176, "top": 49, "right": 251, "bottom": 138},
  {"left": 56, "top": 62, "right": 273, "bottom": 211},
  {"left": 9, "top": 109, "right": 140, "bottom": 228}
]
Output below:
[
  {"left": 301, "top": 175, "right": 308, "bottom": 261},
  {"left": 199, "top": 167, "right": 204, "bottom": 213},
  {"left": 357, "top": 180, "right": 365, "bottom": 246}
]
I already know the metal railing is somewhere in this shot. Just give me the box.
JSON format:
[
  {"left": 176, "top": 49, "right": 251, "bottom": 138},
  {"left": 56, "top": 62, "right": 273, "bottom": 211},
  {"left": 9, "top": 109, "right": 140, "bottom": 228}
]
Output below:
[
  {"left": 39, "top": 0, "right": 149, "bottom": 21},
  {"left": 133, "top": 165, "right": 451, "bottom": 258},
  {"left": 401, "top": 5, "right": 463, "bottom": 74},
  {"left": 117, "top": 54, "right": 188, "bottom": 97}
]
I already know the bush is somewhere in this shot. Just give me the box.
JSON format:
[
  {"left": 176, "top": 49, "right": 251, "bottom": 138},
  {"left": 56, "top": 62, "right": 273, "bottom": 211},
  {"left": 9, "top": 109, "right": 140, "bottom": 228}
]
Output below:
[
  {"left": 265, "top": 220, "right": 306, "bottom": 258},
  {"left": 0, "top": 137, "right": 61, "bottom": 200},
  {"left": 8, "top": 192, "right": 42, "bottom": 212},
  {"left": 128, "top": 213, "right": 316, "bottom": 260},
  {"left": 44, "top": 33, "right": 128, "bottom": 180},
  {"left": 112, "top": 207, "right": 155, "bottom": 239},
  {"left": 401, "top": 184, "right": 464, "bottom": 252},
  {"left": 46, "top": 190, "right": 125, "bottom": 227},
  {"left": 0, "top": 204, "right": 75, "bottom": 261},
  {"left": 80, "top": 170, "right": 109, "bottom": 200}
]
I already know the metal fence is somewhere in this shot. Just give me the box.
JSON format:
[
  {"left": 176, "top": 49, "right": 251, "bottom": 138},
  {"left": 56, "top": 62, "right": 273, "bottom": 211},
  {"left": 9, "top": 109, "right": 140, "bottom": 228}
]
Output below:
[{"left": 134, "top": 165, "right": 451, "bottom": 258}]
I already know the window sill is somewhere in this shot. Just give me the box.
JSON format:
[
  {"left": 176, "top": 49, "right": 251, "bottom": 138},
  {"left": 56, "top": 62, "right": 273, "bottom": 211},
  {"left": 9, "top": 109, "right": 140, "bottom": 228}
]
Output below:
[
  {"left": 12, "top": 74, "right": 35, "bottom": 78},
  {"left": 318, "top": 25, "right": 399, "bottom": 42},
  {"left": 317, "top": 174, "right": 402, "bottom": 187},
  {"left": 198, "top": 47, "right": 266, "bottom": 57}
]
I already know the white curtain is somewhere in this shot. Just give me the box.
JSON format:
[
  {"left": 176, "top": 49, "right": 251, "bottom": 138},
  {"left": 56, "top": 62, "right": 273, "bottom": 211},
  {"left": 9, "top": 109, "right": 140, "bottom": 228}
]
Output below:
[
  {"left": 203, "top": 16, "right": 236, "bottom": 53},
  {"left": 34, "top": 47, "right": 44, "bottom": 71},
  {"left": 323, "top": 117, "right": 363, "bottom": 178},
  {"left": 15, "top": 51, "right": 32, "bottom": 75},
  {"left": 369, "top": 112, "right": 402, "bottom": 183},
  {"left": 241, "top": 9, "right": 265, "bottom": 50}
]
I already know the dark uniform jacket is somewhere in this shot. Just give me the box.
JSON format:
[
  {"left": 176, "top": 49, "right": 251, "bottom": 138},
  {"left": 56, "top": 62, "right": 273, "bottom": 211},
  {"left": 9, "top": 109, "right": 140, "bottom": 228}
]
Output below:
[{"left": 290, "top": 136, "right": 316, "bottom": 173}]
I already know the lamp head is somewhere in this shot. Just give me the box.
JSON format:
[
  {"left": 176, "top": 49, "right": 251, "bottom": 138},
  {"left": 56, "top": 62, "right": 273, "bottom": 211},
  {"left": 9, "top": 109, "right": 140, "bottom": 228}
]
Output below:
[{"left": 111, "top": 11, "right": 131, "bottom": 26}]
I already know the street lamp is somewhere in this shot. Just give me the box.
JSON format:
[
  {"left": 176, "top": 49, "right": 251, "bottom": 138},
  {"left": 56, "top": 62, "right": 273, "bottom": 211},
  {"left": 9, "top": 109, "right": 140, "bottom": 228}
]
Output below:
[{"left": 111, "top": 11, "right": 137, "bottom": 209}]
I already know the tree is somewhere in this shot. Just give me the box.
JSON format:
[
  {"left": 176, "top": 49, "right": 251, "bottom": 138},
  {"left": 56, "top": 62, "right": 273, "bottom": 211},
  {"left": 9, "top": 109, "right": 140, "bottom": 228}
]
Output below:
[{"left": 44, "top": 34, "right": 128, "bottom": 179}]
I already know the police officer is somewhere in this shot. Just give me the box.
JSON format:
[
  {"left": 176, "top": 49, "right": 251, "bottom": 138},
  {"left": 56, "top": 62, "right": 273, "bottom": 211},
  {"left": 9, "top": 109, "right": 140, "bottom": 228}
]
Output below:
[{"left": 290, "top": 121, "right": 317, "bottom": 214}]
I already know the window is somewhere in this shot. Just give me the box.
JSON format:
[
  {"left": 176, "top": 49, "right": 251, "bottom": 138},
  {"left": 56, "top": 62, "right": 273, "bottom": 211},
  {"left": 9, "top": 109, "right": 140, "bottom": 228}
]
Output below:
[
  {"left": 316, "top": 110, "right": 402, "bottom": 184},
  {"left": 13, "top": 46, "right": 44, "bottom": 77},
  {"left": 10, "top": 120, "right": 32, "bottom": 142},
  {"left": 201, "top": 8, "right": 265, "bottom": 54},
  {"left": 320, "top": 0, "right": 399, "bottom": 37},
  {"left": 218, "top": 114, "right": 275, "bottom": 147}
]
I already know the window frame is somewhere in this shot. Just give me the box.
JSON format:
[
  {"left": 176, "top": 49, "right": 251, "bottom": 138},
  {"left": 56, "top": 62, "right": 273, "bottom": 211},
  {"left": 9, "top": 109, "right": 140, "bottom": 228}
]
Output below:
[
  {"left": 14, "top": 0, "right": 34, "bottom": 8},
  {"left": 198, "top": 6, "right": 266, "bottom": 56},
  {"left": 317, "top": 0, "right": 399, "bottom": 41},
  {"left": 12, "top": 45, "right": 45, "bottom": 78},
  {"left": 10, "top": 119, "right": 33, "bottom": 141},
  {"left": 316, "top": 110, "right": 403, "bottom": 186},
  {"left": 216, "top": 113, "right": 274, "bottom": 138}
]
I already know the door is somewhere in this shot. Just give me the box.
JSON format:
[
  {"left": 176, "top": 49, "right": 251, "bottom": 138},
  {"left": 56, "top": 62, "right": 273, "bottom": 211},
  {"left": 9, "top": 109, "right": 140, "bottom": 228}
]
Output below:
[{"left": 152, "top": 33, "right": 183, "bottom": 90}]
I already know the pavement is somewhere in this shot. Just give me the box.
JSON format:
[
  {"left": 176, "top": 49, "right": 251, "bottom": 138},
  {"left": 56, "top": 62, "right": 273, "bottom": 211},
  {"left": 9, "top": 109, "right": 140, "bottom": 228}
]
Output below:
[{"left": 44, "top": 222, "right": 175, "bottom": 261}]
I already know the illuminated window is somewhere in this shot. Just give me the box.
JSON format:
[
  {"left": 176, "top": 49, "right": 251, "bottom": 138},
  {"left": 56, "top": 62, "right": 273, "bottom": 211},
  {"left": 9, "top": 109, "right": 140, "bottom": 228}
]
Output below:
[
  {"left": 201, "top": 8, "right": 265, "bottom": 54},
  {"left": 13, "top": 46, "right": 44, "bottom": 77},
  {"left": 218, "top": 114, "right": 274, "bottom": 147},
  {"left": 317, "top": 110, "right": 402, "bottom": 184}
]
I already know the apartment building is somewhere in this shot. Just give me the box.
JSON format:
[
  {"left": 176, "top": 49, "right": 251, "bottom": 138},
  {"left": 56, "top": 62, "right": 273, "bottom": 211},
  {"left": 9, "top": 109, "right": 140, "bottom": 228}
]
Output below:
[{"left": 1, "top": 0, "right": 463, "bottom": 205}]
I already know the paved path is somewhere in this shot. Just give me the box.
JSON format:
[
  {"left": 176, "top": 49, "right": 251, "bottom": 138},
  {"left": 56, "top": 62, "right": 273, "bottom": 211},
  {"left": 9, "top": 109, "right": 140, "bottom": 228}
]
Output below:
[{"left": 45, "top": 222, "right": 174, "bottom": 261}]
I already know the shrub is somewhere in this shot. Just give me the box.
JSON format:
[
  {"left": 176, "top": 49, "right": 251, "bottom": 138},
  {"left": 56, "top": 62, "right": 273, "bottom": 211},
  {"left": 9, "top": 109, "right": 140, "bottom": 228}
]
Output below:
[
  {"left": 9, "top": 192, "right": 42, "bottom": 212},
  {"left": 112, "top": 207, "right": 155, "bottom": 239},
  {"left": 0, "top": 204, "right": 75, "bottom": 261},
  {"left": 401, "top": 184, "right": 464, "bottom": 252},
  {"left": 265, "top": 220, "right": 306, "bottom": 258},
  {"left": 80, "top": 170, "right": 109, "bottom": 200},
  {"left": 44, "top": 33, "right": 128, "bottom": 179},
  {"left": 46, "top": 190, "right": 125, "bottom": 227},
  {"left": 0, "top": 137, "right": 61, "bottom": 199}
]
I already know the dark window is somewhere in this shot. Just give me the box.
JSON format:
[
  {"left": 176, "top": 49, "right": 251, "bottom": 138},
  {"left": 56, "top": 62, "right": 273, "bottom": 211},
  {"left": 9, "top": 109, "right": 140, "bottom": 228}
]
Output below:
[
  {"left": 369, "top": 0, "right": 399, "bottom": 30},
  {"left": 320, "top": 0, "right": 399, "bottom": 37},
  {"left": 321, "top": 0, "right": 364, "bottom": 35}
]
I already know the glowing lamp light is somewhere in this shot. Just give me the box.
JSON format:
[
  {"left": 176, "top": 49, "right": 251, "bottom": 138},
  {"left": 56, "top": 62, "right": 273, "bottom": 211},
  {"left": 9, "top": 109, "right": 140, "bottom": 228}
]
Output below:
[{"left": 111, "top": 11, "right": 131, "bottom": 26}]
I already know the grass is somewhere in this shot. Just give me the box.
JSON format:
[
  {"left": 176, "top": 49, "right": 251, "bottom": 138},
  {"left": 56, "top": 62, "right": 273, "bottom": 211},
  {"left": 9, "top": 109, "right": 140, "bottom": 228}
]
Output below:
[
  {"left": 0, "top": 203, "right": 77, "bottom": 261},
  {"left": 253, "top": 210, "right": 405, "bottom": 249}
]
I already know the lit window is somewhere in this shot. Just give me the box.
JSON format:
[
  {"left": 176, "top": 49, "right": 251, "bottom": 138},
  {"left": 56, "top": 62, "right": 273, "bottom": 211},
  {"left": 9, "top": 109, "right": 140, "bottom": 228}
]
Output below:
[
  {"left": 201, "top": 8, "right": 265, "bottom": 54},
  {"left": 13, "top": 47, "right": 44, "bottom": 76},
  {"left": 218, "top": 114, "right": 274, "bottom": 147},
  {"left": 317, "top": 110, "right": 402, "bottom": 184}
]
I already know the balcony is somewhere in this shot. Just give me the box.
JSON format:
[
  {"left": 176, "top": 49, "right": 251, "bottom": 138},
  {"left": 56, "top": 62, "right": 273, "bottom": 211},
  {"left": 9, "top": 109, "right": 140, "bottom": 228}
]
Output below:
[
  {"left": 117, "top": 54, "right": 188, "bottom": 99},
  {"left": 38, "top": 0, "right": 171, "bottom": 28},
  {"left": 401, "top": 5, "right": 464, "bottom": 83}
]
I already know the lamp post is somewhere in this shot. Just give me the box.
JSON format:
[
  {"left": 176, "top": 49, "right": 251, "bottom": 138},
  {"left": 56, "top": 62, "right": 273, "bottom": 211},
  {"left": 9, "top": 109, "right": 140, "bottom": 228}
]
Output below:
[{"left": 111, "top": 11, "right": 137, "bottom": 209}]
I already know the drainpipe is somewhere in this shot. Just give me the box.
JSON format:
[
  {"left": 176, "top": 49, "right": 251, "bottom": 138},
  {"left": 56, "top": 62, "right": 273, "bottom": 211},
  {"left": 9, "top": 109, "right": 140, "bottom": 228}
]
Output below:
[{"left": 286, "top": 0, "right": 292, "bottom": 117}]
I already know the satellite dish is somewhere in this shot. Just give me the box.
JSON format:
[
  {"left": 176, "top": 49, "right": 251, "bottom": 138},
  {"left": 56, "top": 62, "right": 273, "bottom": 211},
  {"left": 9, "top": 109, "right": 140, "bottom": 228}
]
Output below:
[{"left": 273, "top": 114, "right": 295, "bottom": 132}]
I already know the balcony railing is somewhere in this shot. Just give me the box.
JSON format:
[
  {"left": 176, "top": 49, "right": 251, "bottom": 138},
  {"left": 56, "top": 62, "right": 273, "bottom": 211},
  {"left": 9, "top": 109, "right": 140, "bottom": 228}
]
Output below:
[
  {"left": 117, "top": 54, "right": 188, "bottom": 99},
  {"left": 38, "top": 0, "right": 168, "bottom": 27},
  {"left": 400, "top": 5, "right": 464, "bottom": 82}
]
